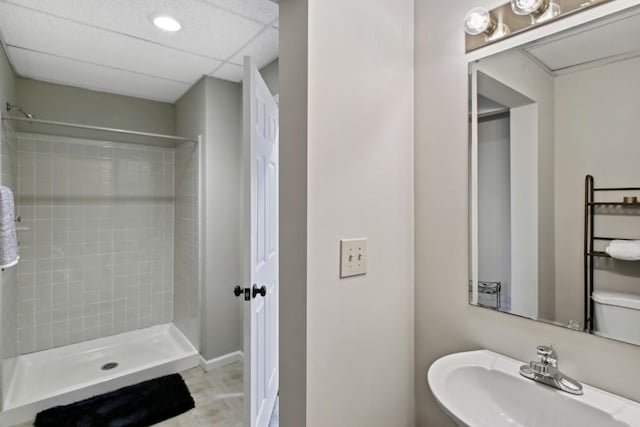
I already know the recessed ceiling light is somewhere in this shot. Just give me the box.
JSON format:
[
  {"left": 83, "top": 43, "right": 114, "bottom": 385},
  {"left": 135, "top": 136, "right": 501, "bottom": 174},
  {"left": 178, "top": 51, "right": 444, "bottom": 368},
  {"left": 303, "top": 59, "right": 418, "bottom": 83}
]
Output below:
[{"left": 153, "top": 16, "right": 181, "bottom": 32}]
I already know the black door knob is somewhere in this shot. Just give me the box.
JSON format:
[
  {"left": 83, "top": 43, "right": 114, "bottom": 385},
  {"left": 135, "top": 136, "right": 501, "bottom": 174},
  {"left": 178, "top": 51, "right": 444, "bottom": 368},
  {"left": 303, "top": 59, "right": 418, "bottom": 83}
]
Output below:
[
  {"left": 252, "top": 284, "right": 267, "bottom": 298},
  {"left": 234, "top": 286, "right": 243, "bottom": 297}
]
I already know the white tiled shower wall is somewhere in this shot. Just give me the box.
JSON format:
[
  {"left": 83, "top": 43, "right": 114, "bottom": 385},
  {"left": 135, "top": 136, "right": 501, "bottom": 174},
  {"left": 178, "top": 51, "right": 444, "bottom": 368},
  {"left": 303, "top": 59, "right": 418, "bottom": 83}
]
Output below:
[
  {"left": 173, "top": 141, "right": 200, "bottom": 349},
  {"left": 16, "top": 133, "right": 175, "bottom": 354}
]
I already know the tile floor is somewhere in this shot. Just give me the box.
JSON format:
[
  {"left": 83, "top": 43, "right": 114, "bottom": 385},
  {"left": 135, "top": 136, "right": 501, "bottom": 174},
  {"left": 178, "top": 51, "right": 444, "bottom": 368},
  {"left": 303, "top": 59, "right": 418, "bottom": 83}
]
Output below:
[
  {"left": 18, "top": 361, "right": 279, "bottom": 427},
  {"left": 156, "top": 362, "right": 244, "bottom": 427},
  {"left": 162, "top": 362, "right": 279, "bottom": 427}
]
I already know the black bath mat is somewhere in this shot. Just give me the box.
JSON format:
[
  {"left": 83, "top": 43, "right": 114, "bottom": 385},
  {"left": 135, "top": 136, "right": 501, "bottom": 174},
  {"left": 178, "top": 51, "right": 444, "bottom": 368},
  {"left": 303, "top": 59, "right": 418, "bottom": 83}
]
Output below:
[{"left": 34, "top": 374, "right": 195, "bottom": 427}]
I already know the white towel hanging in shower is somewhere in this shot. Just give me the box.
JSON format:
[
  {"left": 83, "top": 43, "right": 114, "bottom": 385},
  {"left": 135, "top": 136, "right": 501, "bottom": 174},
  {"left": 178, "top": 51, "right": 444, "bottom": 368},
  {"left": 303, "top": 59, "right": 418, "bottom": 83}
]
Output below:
[{"left": 0, "top": 186, "right": 19, "bottom": 269}]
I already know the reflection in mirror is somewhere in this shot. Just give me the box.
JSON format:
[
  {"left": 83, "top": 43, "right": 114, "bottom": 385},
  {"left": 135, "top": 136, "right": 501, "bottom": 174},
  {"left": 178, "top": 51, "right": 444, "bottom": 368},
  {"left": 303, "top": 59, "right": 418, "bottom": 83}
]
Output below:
[{"left": 469, "top": 6, "right": 640, "bottom": 347}]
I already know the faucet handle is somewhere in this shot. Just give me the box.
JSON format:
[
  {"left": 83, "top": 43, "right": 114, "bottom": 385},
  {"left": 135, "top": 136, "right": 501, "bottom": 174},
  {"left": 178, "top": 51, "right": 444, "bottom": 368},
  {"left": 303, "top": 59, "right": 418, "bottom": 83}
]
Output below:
[
  {"left": 536, "top": 344, "right": 558, "bottom": 366},
  {"left": 529, "top": 360, "right": 551, "bottom": 376}
]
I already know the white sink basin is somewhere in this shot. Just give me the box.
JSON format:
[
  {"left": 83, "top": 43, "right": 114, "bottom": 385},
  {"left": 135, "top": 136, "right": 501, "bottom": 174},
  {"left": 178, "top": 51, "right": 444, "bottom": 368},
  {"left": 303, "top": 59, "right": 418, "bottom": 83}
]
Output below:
[{"left": 428, "top": 350, "right": 640, "bottom": 427}]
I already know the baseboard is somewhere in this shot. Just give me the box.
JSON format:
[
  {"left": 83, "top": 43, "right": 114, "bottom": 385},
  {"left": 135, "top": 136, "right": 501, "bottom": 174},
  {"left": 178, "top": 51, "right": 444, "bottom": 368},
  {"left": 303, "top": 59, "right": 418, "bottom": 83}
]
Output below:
[{"left": 199, "top": 351, "right": 244, "bottom": 372}]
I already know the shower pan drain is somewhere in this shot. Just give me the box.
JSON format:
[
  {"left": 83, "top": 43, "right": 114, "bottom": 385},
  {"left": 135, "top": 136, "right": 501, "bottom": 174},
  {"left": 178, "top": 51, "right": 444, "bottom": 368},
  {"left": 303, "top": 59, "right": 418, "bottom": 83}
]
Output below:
[{"left": 101, "top": 362, "right": 119, "bottom": 370}]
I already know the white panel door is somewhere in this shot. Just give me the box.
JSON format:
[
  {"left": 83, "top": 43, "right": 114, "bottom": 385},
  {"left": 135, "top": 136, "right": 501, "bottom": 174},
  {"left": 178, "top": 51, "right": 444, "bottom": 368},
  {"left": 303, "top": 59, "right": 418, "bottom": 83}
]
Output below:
[{"left": 243, "top": 56, "right": 279, "bottom": 427}]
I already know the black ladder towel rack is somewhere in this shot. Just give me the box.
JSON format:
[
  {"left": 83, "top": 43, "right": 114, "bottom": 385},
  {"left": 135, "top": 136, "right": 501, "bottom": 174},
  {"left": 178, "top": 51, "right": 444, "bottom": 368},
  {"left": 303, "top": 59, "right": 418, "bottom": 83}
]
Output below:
[{"left": 583, "top": 175, "right": 640, "bottom": 332}]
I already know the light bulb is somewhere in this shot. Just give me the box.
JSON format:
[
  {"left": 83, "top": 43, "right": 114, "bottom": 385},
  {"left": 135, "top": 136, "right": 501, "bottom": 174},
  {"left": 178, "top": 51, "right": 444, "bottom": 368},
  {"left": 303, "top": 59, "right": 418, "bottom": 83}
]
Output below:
[
  {"left": 511, "top": 0, "right": 548, "bottom": 15},
  {"left": 465, "top": 7, "right": 493, "bottom": 36}
]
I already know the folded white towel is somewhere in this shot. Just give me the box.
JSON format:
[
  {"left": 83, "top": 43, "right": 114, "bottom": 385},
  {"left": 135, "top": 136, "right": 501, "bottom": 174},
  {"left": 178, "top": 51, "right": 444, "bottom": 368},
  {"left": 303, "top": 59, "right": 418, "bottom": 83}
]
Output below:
[
  {"left": 0, "top": 186, "right": 19, "bottom": 269},
  {"left": 606, "top": 240, "right": 640, "bottom": 261}
]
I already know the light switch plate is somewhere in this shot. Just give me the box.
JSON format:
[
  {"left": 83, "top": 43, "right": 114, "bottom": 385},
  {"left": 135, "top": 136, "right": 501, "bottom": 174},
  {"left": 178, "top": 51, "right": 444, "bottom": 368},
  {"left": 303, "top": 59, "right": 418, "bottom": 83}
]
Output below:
[{"left": 340, "top": 238, "right": 367, "bottom": 278}]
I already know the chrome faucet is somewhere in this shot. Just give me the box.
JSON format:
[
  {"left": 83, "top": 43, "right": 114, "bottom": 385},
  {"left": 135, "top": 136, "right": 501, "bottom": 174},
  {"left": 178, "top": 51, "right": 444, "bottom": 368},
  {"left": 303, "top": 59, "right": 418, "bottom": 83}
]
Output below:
[{"left": 519, "top": 345, "right": 583, "bottom": 395}]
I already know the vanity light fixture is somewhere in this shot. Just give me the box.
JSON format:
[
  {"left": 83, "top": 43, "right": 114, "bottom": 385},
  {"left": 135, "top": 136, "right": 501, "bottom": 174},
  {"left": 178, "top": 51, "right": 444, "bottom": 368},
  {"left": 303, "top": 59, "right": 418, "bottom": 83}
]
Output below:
[
  {"left": 465, "top": 0, "right": 610, "bottom": 52},
  {"left": 465, "top": 7, "right": 511, "bottom": 40},
  {"left": 153, "top": 15, "right": 182, "bottom": 32}
]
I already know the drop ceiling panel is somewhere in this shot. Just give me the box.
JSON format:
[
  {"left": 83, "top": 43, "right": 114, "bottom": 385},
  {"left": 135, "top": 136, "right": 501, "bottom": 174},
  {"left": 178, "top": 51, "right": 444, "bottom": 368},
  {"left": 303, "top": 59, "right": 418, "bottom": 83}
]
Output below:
[
  {"left": 9, "top": 47, "right": 190, "bottom": 103},
  {"left": 199, "top": 0, "right": 279, "bottom": 23},
  {"left": 211, "top": 63, "right": 243, "bottom": 82},
  {"left": 231, "top": 27, "right": 278, "bottom": 68},
  {"left": 3, "top": 0, "right": 264, "bottom": 61},
  {"left": 0, "top": 3, "right": 221, "bottom": 83},
  {"left": 525, "top": 12, "right": 640, "bottom": 72},
  {"left": 0, "top": 0, "right": 278, "bottom": 101}
]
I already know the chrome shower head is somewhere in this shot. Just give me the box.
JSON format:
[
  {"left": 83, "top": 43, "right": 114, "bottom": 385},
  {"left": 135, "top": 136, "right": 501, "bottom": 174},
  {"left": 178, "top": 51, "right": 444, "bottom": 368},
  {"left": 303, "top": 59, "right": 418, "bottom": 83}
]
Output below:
[{"left": 6, "top": 102, "right": 35, "bottom": 119}]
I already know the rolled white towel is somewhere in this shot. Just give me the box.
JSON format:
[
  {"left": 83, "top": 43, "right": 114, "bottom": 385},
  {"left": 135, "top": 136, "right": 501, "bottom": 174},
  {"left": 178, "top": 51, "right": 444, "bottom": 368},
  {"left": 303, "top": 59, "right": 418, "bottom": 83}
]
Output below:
[
  {"left": 0, "top": 186, "right": 19, "bottom": 269},
  {"left": 605, "top": 240, "right": 640, "bottom": 261}
]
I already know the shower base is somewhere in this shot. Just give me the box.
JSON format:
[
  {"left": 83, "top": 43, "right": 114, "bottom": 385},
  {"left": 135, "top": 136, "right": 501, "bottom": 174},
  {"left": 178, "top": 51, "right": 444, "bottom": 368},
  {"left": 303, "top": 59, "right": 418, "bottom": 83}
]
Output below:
[{"left": 0, "top": 323, "right": 198, "bottom": 426}]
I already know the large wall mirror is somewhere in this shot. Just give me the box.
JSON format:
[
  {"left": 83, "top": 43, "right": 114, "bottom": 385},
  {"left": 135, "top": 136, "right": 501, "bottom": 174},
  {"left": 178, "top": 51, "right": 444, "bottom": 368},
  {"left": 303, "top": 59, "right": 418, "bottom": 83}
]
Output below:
[{"left": 468, "top": 5, "right": 640, "bottom": 347}]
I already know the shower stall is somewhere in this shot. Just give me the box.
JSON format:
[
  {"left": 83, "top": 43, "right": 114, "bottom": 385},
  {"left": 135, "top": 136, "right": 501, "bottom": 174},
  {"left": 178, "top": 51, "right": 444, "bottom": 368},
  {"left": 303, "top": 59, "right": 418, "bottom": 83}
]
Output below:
[{"left": 0, "top": 109, "right": 202, "bottom": 424}]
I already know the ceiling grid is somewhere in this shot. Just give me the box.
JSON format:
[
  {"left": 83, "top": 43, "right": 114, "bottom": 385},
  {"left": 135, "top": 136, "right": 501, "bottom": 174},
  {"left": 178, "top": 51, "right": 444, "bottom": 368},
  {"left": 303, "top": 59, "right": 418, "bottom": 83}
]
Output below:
[{"left": 0, "top": 0, "right": 279, "bottom": 102}]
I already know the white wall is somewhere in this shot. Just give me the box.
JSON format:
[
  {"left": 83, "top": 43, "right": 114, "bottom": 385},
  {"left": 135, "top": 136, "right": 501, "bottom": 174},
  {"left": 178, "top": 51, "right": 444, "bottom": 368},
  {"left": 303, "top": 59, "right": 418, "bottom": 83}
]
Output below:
[
  {"left": 0, "top": 45, "right": 14, "bottom": 109},
  {"left": 509, "top": 104, "right": 539, "bottom": 318},
  {"left": 175, "top": 80, "right": 207, "bottom": 351},
  {"left": 415, "top": 1, "right": 640, "bottom": 425},
  {"left": 279, "top": 0, "right": 414, "bottom": 425},
  {"left": 203, "top": 76, "right": 243, "bottom": 360},
  {"left": 554, "top": 56, "right": 640, "bottom": 323},
  {"left": 176, "top": 76, "right": 244, "bottom": 361},
  {"left": 279, "top": 1, "right": 308, "bottom": 425},
  {"left": 16, "top": 78, "right": 175, "bottom": 145},
  {"left": 477, "top": 116, "right": 511, "bottom": 308},
  {"left": 261, "top": 59, "right": 279, "bottom": 96},
  {"left": 305, "top": 0, "right": 415, "bottom": 425}
]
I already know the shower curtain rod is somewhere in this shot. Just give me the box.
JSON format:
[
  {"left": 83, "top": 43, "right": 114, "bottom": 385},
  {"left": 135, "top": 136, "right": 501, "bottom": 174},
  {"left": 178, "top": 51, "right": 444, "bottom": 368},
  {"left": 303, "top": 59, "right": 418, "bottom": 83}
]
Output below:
[{"left": 1, "top": 115, "right": 198, "bottom": 143}]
